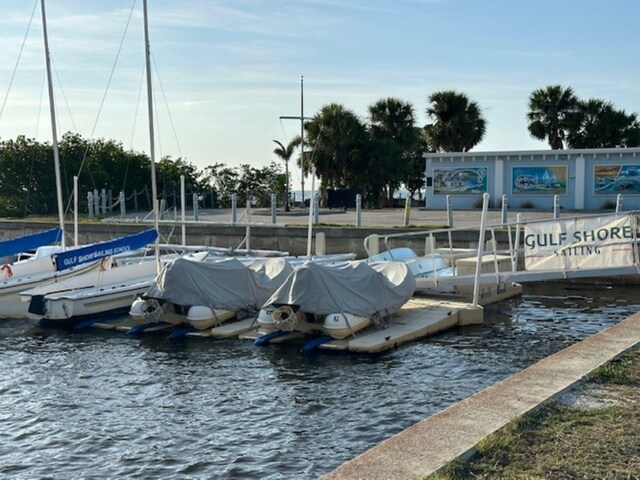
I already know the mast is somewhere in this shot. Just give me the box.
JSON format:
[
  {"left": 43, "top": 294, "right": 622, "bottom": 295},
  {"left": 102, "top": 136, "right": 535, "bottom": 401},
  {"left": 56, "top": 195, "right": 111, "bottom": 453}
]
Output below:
[
  {"left": 40, "top": 0, "right": 65, "bottom": 249},
  {"left": 300, "top": 75, "right": 304, "bottom": 206},
  {"left": 142, "top": 0, "right": 160, "bottom": 269}
]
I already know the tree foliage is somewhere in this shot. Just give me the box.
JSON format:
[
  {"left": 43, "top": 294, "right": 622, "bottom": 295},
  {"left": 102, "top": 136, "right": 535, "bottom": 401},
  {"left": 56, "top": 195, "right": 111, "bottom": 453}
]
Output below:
[
  {"left": 566, "top": 99, "right": 640, "bottom": 149},
  {"left": 527, "top": 85, "right": 578, "bottom": 149},
  {"left": 424, "top": 90, "right": 486, "bottom": 152}
]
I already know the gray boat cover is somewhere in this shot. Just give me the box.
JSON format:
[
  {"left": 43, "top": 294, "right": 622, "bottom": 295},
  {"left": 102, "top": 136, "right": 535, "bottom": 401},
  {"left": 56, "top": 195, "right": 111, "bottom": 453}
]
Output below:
[
  {"left": 145, "top": 257, "right": 294, "bottom": 311},
  {"left": 264, "top": 260, "right": 416, "bottom": 318}
]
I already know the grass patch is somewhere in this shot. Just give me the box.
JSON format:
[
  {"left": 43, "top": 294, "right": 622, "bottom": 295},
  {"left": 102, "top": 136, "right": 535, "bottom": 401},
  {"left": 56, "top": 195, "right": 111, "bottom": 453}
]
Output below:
[{"left": 427, "top": 348, "right": 640, "bottom": 480}]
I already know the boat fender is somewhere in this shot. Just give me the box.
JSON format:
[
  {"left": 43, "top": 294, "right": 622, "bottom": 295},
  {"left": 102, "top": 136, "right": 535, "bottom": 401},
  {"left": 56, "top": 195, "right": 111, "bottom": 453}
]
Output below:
[
  {"left": 301, "top": 335, "right": 334, "bottom": 353},
  {"left": 254, "top": 330, "right": 290, "bottom": 346},
  {"left": 141, "top": 298, "right": 162, "bottom": 323},
  {"left": 272, "top": 305, "right": 298, "bottom": 332}
]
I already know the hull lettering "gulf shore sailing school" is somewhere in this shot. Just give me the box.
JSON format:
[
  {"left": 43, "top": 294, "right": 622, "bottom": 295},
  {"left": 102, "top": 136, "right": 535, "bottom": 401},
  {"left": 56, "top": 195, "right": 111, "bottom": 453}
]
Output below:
[{"left": 61, "top": 245, "right": 132, "bottom": 268}]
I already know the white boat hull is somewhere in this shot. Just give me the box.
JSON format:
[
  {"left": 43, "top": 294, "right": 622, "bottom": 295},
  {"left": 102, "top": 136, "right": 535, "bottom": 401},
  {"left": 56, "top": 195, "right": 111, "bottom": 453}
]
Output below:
[
  {"left": 0, "top": 261, "right": 99, "bottom": 319},
  {"left": 322, "top": 313, "right": 372, "bottom": 339}
]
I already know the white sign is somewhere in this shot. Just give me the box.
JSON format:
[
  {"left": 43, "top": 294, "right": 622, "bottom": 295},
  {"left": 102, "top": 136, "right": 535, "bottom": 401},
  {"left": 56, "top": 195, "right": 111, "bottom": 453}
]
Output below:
[{"left": 524, "top": 214, "right": 636, "bottom": 271}]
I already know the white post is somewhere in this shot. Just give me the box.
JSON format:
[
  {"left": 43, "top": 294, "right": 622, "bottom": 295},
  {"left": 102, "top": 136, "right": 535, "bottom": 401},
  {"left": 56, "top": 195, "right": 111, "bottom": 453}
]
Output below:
[
  {"left": 101, "top": 188, "right": 107, "bottom": 216},
  {"left": 192, "top": 193, "right": 198, "bottom": 221},
  {"left": 500, "top": 194, "right": 508, "bottom": 225},
  {"left": 616, "top": 194, "right": 623, "bottom": 213},
  {"left": 355, "top": 194, "right": 362, "bottom": 227},
  {"left": 403, "top": 196, "right": 410, "bottom": 227},
  {"left": 513, "top": 213, "right": 523, "bottom": 271},
  {"left": 93, "top": 188, "right": 99, "bottom": 215},
  {"left": 306, "top": 166, "right": 316, "bottom": 257},
  {"left": 246, "top": 191, "right": 251, "bottom": 253},
  {"left": 87, "top": 191, "right": 94, "bottom": 218},
  {"left": 73, "top": 176, "right": 78, "bottom": 246},
  {"left": 231, "top": 193, "right": 237, "bottom": 224},
  {"left": 180, "top": 175, "right": 186, "bottom": 246},
  {"left": 315, "top": 232, "right": 326, "bottom": 256},
  {"left": 119, "top": 191, "right": 126, "bottom": 219},
  {"left": 553, "top": 194, "right": 560, "bottom": 219},
  {"left": 271, "top": 193, "right": 277, "bottom": 224},
  {"left": 313, "top": 193, "right": 319, "bottom": 224},
  {"left": 446, "top": 195, "right": 453, "bottom": 228},
  {"left": 472, "top": 193, "right": 490, "bottom": 308}
]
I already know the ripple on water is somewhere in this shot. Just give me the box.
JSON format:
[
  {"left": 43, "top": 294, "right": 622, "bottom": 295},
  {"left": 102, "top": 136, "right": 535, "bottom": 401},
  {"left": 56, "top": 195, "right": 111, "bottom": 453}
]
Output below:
[{"left": 0, "top": 282, "right": 638, "bottom": 479}]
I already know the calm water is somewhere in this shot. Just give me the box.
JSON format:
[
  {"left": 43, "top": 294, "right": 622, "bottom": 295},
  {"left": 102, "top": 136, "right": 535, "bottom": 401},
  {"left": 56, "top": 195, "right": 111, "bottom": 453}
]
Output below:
[{"left": 0, "top": 282, "right": 638, "bottom": 479}]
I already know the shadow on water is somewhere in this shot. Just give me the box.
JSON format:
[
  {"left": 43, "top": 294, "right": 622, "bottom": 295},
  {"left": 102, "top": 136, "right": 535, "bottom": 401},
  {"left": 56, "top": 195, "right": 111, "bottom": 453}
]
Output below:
[{"left": 0, "top": 281, "right": 638, "bottom": 479}]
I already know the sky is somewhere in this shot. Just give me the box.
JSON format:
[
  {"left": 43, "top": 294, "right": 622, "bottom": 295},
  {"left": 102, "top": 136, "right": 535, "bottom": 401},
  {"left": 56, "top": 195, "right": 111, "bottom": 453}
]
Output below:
[{"left": 0, "top": 0, "right": 639, "bottom": 191}]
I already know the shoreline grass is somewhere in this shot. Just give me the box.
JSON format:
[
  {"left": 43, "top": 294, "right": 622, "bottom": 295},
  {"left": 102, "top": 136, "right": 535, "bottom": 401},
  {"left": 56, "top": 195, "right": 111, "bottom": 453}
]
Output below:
[{"left": 427, "top": 348, "right": 640, "bottom": 479}]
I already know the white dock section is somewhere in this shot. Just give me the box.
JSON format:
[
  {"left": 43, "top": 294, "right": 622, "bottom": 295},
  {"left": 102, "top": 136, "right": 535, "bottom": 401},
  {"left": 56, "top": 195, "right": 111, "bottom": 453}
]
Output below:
[
  {"left": 187, "top": 317, "right": 258, "bottom": 338},
  {"left": 317, "top": 297, "right": 482, "bottom": 353}
]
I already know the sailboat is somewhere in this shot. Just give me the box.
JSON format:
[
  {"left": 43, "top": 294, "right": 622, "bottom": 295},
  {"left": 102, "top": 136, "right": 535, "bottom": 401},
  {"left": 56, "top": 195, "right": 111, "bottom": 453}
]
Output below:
[
  {"left": 0, "top": 1, "right": 113, "bottom": 319},
  {"left": 18, "top": 0, "right": 167, "bottom": 325}
]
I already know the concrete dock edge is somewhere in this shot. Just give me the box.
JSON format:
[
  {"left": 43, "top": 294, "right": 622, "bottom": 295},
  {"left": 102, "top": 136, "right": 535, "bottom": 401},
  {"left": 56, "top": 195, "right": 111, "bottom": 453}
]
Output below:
[{"left": 320, "top": 312, "right": 640, "bottom": 480}]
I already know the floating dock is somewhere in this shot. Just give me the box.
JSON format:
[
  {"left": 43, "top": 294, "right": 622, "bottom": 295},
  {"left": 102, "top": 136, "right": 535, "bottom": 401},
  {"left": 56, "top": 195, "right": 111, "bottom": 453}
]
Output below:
[{"left": 242, "top": 295, "right": 486, "bottom": 354}]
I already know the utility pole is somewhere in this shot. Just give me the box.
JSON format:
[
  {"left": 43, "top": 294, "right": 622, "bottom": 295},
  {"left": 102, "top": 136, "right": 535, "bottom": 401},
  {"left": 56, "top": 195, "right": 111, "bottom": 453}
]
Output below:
[{"left": 280, "top": 76, "right": 312, "bottom": 207}]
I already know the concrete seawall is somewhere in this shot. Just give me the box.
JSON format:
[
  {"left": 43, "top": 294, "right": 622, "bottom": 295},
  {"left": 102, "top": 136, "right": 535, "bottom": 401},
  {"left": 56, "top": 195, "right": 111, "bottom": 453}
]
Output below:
[{"left": 0, "top": 220, "right": 488, "bottom": 258}]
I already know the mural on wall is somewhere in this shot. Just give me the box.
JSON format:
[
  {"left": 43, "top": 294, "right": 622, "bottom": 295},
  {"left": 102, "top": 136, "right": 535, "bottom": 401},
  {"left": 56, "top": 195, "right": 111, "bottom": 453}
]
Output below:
[
  {"left": 594, "top": 165, "right": 640, "bottom": 194},
  {"left": 512, "top": 166, "right": 567, "bottom": 195},
  {"left": 433, "top": 167, "right": 487, "bottom": 195}
]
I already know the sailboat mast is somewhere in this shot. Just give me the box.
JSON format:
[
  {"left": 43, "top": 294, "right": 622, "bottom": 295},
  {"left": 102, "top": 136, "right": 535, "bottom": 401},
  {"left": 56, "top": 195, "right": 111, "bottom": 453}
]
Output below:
[
  {"left": 142, "top": 0, "right": 160, "bottom": 266},
  {"left": 40, "top": 0, "right": 65, "bottom": 250}
]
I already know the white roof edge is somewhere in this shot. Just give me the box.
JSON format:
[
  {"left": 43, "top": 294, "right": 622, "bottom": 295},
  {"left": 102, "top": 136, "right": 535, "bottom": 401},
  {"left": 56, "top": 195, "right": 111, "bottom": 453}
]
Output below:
[{"left": 423, "top": 147, "right": 640, "bottom": 159}]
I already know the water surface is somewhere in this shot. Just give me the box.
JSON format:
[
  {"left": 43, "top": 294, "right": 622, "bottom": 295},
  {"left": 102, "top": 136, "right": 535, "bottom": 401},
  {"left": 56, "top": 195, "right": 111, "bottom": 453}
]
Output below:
[{"left": 0, "top": 282, "right": 637, "bottom": 479}]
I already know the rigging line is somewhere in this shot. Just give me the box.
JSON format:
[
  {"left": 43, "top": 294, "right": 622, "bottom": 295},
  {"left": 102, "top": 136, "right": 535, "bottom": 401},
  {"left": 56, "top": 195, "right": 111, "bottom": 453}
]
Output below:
[
  {"left": 50, "top": 57, "right": 77, "bottom": 133},
  {"left": 70, "top": 0, "right": 136, "bottom": 195},
  {"left": 0, "top": 0, "right": 38, "bottom": 123},
  {"left": 151, "top": 53, "right": 183, "bottom": 159},
  {"left": 279, "top": 118, "right": 289, "bottom": 144},
  {"left": 123, "top": 65, "right": 146, "bottom": 191},
  {"left": 35, "top": 68, "right": 45, "bottom": 138},
  {"left": 153, "top": 83, "right": 164, "bottom": 164}
]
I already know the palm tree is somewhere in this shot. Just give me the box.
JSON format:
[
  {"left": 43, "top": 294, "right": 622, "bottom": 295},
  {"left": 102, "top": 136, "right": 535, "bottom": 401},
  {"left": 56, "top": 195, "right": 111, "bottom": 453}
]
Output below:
[
  {"left": 368, "top": 97, "right": 417, "bottom": 205},
  {"left": 567, "top": 99, "right": 640, "bottom": 149},
  {"left": 527, "top": 85, "right": 578, "bottom": 149},
  {"left": 424, "top": 90, "right": 486, "bottom": 152},
  {"left": 304, "top": 103, "right": 369, "bottom": 194},
  {"left": 272, "top": 137, "right": 300, "bottom": 211}
]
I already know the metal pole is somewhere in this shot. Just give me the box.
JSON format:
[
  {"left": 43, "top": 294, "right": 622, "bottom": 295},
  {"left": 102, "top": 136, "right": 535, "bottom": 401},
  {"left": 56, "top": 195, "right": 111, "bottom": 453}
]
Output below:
[
  {"left": 40, "top": 0, "right": 65, "bottom": 249},
  {"left": 93, "top": 188, "right": 99, "bottom": 215},
  {"left": 73, "top": 176, "right": 78, "bottom": 246},
  {"left": 271, "top": 193, "right": 277, "bottom": 224},
  {"left": 246, "top": 191, "right": 251, "bottom": 253},
  {"left": 472, "top": 193, "right": 490, "bottom": 307},
  {"left": 314, "top": 193, "right": 319, "bottom": 225},
  {"left": 355, "top": 194, "right": 362, "bottom": 227},
  {"left": 231, "top": 193, "right": 237, "bottom": 224},
  {"left": 306, "top": 166, "right": 316, "bottom": 257},
  {"left": 553, "top": 194, "right": 560, "bottom": 219},
  {"left": 616, "top": 194, "right": 623, "bottom": 213},
  {"left": 120, "top": 191, "right": 126, "bottom": 219},
  {"left": 192, "top": 193, "right": 198, "bottom": 221},
  {"left": 501, "top": 194, "right": 508, "bottom": 225},
  {"left": 300, "top": 75, "right": 305, "bottom": 207},
  {"left": 87, "top": 191, "right": 93, "bottom": 218},
  {"left": 101, "top": 188, "right": 107, "bottom": 215},
  {"left": 143, "top": 0, "right": 160, "bottom": 270},
  {"left": 180, "top": 176, "right": 186, "bottom": 246}
]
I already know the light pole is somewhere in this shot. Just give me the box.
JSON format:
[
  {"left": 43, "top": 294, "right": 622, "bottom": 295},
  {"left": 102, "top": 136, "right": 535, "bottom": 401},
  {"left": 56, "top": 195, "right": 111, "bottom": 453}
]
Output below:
[{"left": 280, "top": 76, "right": 312, "bottom": 208}]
